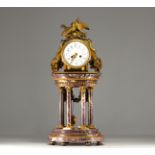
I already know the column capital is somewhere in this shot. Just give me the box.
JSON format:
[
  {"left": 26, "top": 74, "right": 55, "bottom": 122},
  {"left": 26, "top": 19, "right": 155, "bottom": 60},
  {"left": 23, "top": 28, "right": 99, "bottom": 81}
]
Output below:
[
  {"left": 80, "top": 86, "right": 86, "bottom": 92},
  {"left": 65, "top": 86, "right": 72, "bottom": 91},
  {"left": 89, "top": 86, "right": 94, "bottom": 90}
]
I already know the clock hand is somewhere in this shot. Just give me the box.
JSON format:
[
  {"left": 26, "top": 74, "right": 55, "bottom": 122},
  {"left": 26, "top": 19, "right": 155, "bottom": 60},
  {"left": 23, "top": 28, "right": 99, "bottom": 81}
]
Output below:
[{"left": 70, "top": 53, "right": 78, "bottom": 63}]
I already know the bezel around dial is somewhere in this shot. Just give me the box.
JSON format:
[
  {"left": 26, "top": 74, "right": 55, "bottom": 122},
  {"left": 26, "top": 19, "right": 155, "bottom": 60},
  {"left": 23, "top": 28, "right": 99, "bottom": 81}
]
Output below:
[{"left": 61, "top": 39, "right": 91, "bottom": 69}]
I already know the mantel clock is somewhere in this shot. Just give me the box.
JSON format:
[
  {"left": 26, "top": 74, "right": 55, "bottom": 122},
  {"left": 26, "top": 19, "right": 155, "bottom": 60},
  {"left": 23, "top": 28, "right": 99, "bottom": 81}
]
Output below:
[{"left": 48, "top": 18, "right": 103, "bottom": 145}]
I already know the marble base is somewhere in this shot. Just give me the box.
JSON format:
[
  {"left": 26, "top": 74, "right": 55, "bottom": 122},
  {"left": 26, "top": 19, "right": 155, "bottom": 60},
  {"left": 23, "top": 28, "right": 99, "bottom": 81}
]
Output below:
[{"left": 48, "top": 127, "right": 103, "bottom": 146}]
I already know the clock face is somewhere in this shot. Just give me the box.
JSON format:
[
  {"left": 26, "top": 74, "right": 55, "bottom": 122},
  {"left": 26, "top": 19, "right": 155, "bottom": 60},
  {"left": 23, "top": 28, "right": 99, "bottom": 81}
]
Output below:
[{"left": 62, "top": 41, "right": 90, "bottom": 68}]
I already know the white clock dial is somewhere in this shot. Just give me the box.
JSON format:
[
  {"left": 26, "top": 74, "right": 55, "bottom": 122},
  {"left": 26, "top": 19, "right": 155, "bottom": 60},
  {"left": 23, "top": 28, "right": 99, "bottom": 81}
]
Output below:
[{"left": 63, "top": 41, "right": 90, "bottom": 68}]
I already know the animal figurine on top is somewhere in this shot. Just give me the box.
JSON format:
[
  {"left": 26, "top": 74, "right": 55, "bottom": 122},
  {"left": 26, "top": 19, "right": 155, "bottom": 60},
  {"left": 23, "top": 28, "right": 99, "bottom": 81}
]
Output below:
[{"left": 61, "top": 18, "right": 89, "bottom": 40}]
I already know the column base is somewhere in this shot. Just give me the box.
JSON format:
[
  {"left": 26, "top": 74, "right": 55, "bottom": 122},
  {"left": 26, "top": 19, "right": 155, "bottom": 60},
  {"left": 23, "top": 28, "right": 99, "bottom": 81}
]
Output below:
[{"left": 48, "top": 127, "right": 103, "bottom": 146}]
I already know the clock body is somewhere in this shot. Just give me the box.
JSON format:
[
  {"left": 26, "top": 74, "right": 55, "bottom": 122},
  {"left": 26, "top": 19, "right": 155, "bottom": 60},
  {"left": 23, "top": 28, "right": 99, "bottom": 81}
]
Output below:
[
  {"left": 61, "top": 39, "right": 91, "bottom": 70},
  {"left": 49, "top": 19, "right": 103, "bottom": 145}
]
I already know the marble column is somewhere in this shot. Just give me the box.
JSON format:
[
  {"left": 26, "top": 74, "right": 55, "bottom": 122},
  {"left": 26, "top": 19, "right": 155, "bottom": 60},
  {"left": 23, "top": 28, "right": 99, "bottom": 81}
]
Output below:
[
  {"left": 80, "top": 87, "right": 86, "bottom": 127},
  {"left": 59, "top": 87, "right": 64, "bottom": 127},
  {"left": 66, "top": 86, "right": 72, "bottom": 127},
  {"left": 88, "top": 87, "right": 94, "bottom": 127}
]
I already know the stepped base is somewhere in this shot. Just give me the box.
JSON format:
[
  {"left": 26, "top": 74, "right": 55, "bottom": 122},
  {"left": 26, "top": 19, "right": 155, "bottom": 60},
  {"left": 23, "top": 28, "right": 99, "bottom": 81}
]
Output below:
[{"left": 48, "top": 127, "right": 103, "bottom": 146}]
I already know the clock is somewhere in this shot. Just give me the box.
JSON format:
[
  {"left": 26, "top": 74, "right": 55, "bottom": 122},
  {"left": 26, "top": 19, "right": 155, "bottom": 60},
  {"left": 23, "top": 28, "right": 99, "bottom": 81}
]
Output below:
[
  {"left": 61, "top": 39, "right": 90, "bottom": 69},
  {"left": 49, "top": 19, "right": 103, "bottom": 146}
]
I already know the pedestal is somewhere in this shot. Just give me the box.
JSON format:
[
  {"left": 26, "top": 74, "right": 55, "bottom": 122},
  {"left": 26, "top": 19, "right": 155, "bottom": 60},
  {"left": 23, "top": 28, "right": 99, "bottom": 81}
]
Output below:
[
  {"left": 48, "top": 72, "right": 103, "bottom": 145},
  {"left": 48, "top": 127, "right": 103, "bottom": 145}
]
